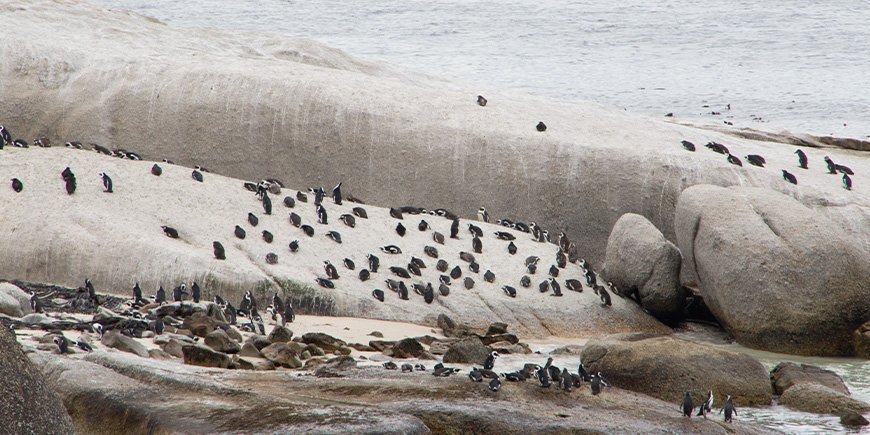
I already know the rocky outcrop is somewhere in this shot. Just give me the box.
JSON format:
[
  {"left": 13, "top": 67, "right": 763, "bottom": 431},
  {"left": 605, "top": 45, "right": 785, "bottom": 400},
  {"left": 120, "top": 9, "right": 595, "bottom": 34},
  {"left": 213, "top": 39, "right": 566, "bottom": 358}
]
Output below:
[
  {"left": 675, "top": 185, "right": 870, "bottom": 356},
  {"left": 855, "top": 321, "right": 870, "bottom": 359},
  {"left": 182, "top": 344, "right": 231, "bottom": 369},
  {"left": 392, "top": 338, "right": 425, "bottom": 358},
  {"left": 582, "top": 333, "right": 772, "bottom": 406},
  {"left": 182, "top": 312, "right": 223, "bottom": 338},
  {"left": 602, "top": 213, "right": 685, "bottom": 321},
  {"left": 204, "top": 329, "right": 241, "bottom": 354},
  {"left": 268, "top": 325, "right": 293, "bottom": 343},
  {"left": 301, "top": 333, "right": 347, "bottom": 354},
  {"left": 442, "top": 337, "right": 491, "bottom": 365},
  {"left": 779, "top": 384, "right": 870, "bottom": 417},
  {"left": 770, "top": 362, "right": 850, "bottom": 396},
  {"left": 101, "top": 331, "right": 149, "bottom": 358},
  {"left": 260, "top": 343, "right": 303, "bottom": 368},
  {"left": 0, "top": 327, "right": 75, "bottom": 434},
  {"left": 0, "top": 282, "right": 31, "bottom": 317}
]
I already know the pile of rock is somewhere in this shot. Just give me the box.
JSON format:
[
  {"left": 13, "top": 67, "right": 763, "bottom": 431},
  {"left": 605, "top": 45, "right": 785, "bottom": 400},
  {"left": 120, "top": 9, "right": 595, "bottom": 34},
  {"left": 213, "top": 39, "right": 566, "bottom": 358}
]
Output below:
[{"left": 770, "top": 362, "right": 869, "bottom": 427}]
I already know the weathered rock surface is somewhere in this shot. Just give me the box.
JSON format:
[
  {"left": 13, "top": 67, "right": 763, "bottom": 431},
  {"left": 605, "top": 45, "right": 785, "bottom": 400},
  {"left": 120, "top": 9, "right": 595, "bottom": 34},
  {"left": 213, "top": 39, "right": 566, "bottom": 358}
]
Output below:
[
  {"left": 204, "top": 329, "right": 241, "bottom": 354},
  {"left": 392, "top": 338, "right": 425, "bottom": 358},
  {"left": 0, "top": 282, "right": 31, "bottom": 317},
  {"left": 582, "top": 333, "right": 772, "bottom": 406},
  {"left": 268, "top": 325, "right": 293, "bottom": 343},
  {"left": 778, "top": 383, "right": 870, "bottom": 417},
  {"left": 236, "top": 357, "right": 276, "bottom": 371},
  {"left": 239, "top": 341, "right": 262, "bottom": 358},
  {"left": 675, "top": 185, "right": 870, "bottom": 356},
  {"left": 602, "top": 213, "right": 685, "bottom": 321},
  {"left": 260, "top": 343, "right": 303, "bottom": 369},
  {"left": 0, "top": 327, "right": 75, "bottom": 434},
  {"left": 182, "top": 312, "right": 223, "bottom": 338},
  {"left": 101, "top": 331, "right": 149, "bottom": 358},
  {"left": 770, "top": 362, "right": 850, "bottom": 396},
  {"left": 856, "top": 321, "right": 870, "bottom": 359},
  {"left": 301, "top": 333, "right": 347, "bottom": 353},
  {"left": 442, "top": 337, "right": 491, "bottom": 365},
  {"left": 182, "top": 344, "right": 231, "bottom": 369}
]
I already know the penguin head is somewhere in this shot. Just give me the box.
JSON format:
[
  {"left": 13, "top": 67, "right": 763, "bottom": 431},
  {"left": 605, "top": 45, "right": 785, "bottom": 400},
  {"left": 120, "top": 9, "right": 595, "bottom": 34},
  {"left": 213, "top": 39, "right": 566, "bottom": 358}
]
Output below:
[{"left": 491, "top": 351, "right": 499, "bottom": 359}]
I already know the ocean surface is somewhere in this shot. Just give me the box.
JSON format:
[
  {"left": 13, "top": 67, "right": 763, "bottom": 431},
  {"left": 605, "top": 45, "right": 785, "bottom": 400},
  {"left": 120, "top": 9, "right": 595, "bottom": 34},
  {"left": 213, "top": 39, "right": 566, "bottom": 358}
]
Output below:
[
  {"left": 89, "top": 0, "right": 869, "bottom": 432},
  {"left": 91, "top": 0, "right": 870, "bottom": 140}
]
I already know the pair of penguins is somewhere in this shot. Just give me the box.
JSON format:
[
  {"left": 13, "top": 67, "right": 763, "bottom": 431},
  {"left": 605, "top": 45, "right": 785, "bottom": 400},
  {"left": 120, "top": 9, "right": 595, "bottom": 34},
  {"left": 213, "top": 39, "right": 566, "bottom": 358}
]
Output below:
[{"left": 681, "top": 390, "right": 737, "bottom": 423}]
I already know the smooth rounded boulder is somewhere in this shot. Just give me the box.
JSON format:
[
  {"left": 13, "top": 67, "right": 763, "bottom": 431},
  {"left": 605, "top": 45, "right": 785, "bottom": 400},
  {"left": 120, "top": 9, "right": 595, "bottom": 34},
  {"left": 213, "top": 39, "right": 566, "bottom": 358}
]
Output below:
[
  {"left": 675, "top": 185, "right": 870, "bottom": 356},
  {"left": 602, "top": 213, "right": 685, "bottom": 321},
  {"left": 581, "top": 333, "right": 772, "bottom": 406}
]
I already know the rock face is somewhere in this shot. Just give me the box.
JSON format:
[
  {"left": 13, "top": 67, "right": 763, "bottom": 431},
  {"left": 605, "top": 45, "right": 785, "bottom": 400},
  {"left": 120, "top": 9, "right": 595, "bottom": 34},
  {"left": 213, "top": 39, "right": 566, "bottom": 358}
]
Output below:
[
  {"left": 0, "top": 282, "right": 31, "bottom": 317},
  {"left": 779, "top": 384, "right": 870, "bottom": 417},
  {"left": 769, "top": 362, "right": 849, "bottom": 396},
  {"left": 675, "top": 185, "right": 870, "bottom": 356},
  {"left": 101, "top": 331, "right": 149, "bottom": 358},
  {"left": 0, "top": 327, "right": 75, "bottom": 434},
  {"left": 204, "top": 329, "right": 241, "bottom": 354},
  {"left": 442, "top": 337, "right": 491, "bottom": 365},
  {"left": 260, "top": 343, "right": 303, "bottom": 368},
  {"left": 182, "top": 344, "right": 231, "bottom": 369},
  {"left": 602, "top": 214, "right": 685, "bottom": 321},
  {"left": 855, "top": 321, "right": 870, "bottom": 359},
  {"left": 581, "top": 333, "right": 772, "bottom": 406},
  {"left": 2, "top": 1, "right": 868, "bottom": 342}
]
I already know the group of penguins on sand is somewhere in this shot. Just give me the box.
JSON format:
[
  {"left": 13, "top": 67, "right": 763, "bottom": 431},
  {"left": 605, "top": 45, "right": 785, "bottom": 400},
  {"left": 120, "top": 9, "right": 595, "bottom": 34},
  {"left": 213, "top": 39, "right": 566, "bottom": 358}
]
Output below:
[{"left": 680, "top": 139, "right": 856, "bottom": 190}]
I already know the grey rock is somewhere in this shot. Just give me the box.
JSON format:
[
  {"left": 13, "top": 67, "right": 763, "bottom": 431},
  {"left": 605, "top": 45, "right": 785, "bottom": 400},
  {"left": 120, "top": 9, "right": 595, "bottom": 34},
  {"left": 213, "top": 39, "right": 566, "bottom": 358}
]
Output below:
[
  {"left": 260, "top": 343, "right": 303, "bottom": 368},
  {"left": 0, "top": 326, "right": 74, "bottom": 434},
  {"left": 770, "top": 362, "right": 850, "bottom": 396},
  {"left": 162, "top": 338, "right": 186, "bottom": 359},
  {"left": 779, "top": 383, "right": 870, "bottom": 417},
  {"left": 224, "top": 326, "right": 243, "bottom": 343},
  {"left": 442, "top": 337, "right": 491, "bottom": 365},
  {"left": 485, "top": 322, "right": 508, "bottom": 336},
  {"left": 675, "top": 185, "right": 870, "bottom": 356},
  {"left": 368, "top": 331, "right": 384, "bottom": 338},
  {"left": 301, "top": 333, "right": 347, "bottom": 353},
  {"left": 391, "top": 338, "right": 425, "bottom": 359},
  {"left": 268, "top": 325, "right": 293, "bottom": 343},
  {"left": 0, "top": 282, "right": 31, "bottom": 317},
  {"left": 101, "top": 331, "right": 149, "bottom": 358},
  {"left": 148, "top": 349, "right": 175, "bottom": 361},
  {"left": 239, "top": 342, "right": 262, "bottom": 358},
  {"left": 840, "top": 411, "right": 869, "bottom": 427},
  {"left": 182, "top": 344, "right": 231, "bottom": 369},
  {"left": 181, "top": 312, "right": 224, "bottom": 338},
  {"left": 236, "top": 357, "right": 276, "bottom": 371},
  {"left": 603, "top": 213, "right": 685, "bottom": 320},
  {"left": 855, "top": 321, "right": 870, "bottom": 359},
  {"left": 204, "top": 329, "right": 241, "bottom": 354}
]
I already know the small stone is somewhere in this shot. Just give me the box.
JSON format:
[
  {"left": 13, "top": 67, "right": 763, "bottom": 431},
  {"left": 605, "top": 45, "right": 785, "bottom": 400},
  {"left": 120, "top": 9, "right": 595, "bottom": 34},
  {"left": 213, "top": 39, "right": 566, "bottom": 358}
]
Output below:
[{"left": 368, "top": 331, "right": 384, "bottom": 338}]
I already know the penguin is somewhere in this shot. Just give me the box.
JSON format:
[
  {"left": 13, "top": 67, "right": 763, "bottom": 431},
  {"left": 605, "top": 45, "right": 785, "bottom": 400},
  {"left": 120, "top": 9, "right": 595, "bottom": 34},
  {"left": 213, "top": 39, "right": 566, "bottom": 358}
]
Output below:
[
  {"left": 433, "top": 231, "right": 445, "bottom": 245},
  {"left": 380, "top": 245, "right": 402, "bottom": 254},
  {"left": 502, "top": 285, "right": 517, "bottom": 298},
  {"left": 436, "top": 259, "right": 449, "bottom": 272},
  {"left": 697, "top": 390, "right": 714, "bottom": 418},
  {"left": 367, "top": 253, "right": 380, "bottom": 272},
  {"left": 528, "top": 264, "right": 537, "bottom": 275},
  {"left": 408, "top": 262, "right": 422, "bottom": 276},
  {"left": 29, "top": 294, "right": 43, "bottom": 313},
  {"left": 424, "top": 245, "right": 439, "bottom": 258},
  {"left": 794, "top": 149, "right": 808, "bottom": 169},
  {"left": 599, "top": 285, "right": 612, "bottom": 306},
  {"left": 591, "top": 372, "right": 608, "bottom": 395},
  {"left": 191, "top": 282, "right": 201, "bottom": 303},
  {"left": 154, "top": 317, "right": 165, "bottom": 335},
  {"left": 477, "top": 207, "right": 489, "bottom": 222},
  {"left": 132, "top": 282, "right": 144, "bottom": 305},
  {"left": 32, "top": 137, "right": 50, "bottom": 147},
  {"left": 151, "top": 164, "right": 162, "bottom": 176},
  {"left": 835, "top": 163, "right": 854, "bottom": 175},
  {"left": 824, "top": 156, "right": 837, "bottom": 174},
  {"left": 262, "top": 230, "right": 274, "bottom": 243},
  {"left": 843, "top": 173, "right": 852, "bottom": 191},
  {"left": 726, "top": 154, "right": 742, "bottom": 166},
  {"left": 705, "top": 141, "right": 729, "bottom": 155},
  {"left": 549, "top": 278, "right": 563, "bottom": 296},
  {"left": 75, "top": 339, "right": 93, "bottom": 352},
  {"left": 191, "top": 169, "right": 203, "bottom": 182},
  {"left": 194, "top": 165, "right": 210, "bottom": 173},
  {"left": 439, "top": 283, "right": 450, "bottom": 296},
  {"left": 483, "top": 270, "right": 495, "bottom": 283},
  {"left": 162, "top": 226, "right": 179, "bottom": 239},
  {"left": 719, "top": 395, "right": 737, "bottom": 423},
  {"left": 585, "top": 269, "right": 597, "bottom": 286},
  {"left": 11, "top": 178, "right": 23, "bottom": 193},
  {"left": 536, "top": 121, "right": 547, "bottom": 132},
  {"left": 265, "top": 253, "right": 279, "bottom": 264},
  {"left": 578, "top": 362, "right": 591, "bottom": 382},
  {"left": 383, "top": 361, "right": 398, "bottom": 370},
  {"left": 332, "top": 182, "right": 342, "bottom": 205},
  {"left": 289, "top": 212, "right": 302, "bottom": 227},
  {"left": 560, "top": 368, "right": 573, "bottom": 392},
  {"left": 234, "top": 225, "right": 246, "bottom": 239},
  {"left": 64, "top": 170, "right": 76, "bottom": 195},
  {"left": 326, "top": 231, "right": 342, "bottom": 243},
  {"left": 14, "top": 139, "right": 29, "bottom": 148},
  {"left": 450, "top": 219, "right": 460, "bottom": 239},
  {"left": 513, "top": 222, "right": 530, "bottom": 233},
  {"left": 339, "top": 214, "right": 356, "bottom": 228},
  {"left": 53, "top": 335, "right": 70, "bottom": 354},
  {"left": 289, "top": 240, "right": 299, "bottom": 252},
  {"left": 450, "top": 265, "right": 462, "bottom": 279},
  {"left": 162, "top": 158, "right": 175, "bottom": 164},
  {"left": 359, "top": 269, "right": 370, "bottom": 281},
  {"left": 283, "top": 297, "right": 295, "bottom": 324},
  {"left": 538, "top": 366, "right": 551, "bottom": 388},
  {"left": 466, "top": 261, "right": 478, "bottom": 274},
  {"left": 538, "top": 280, "right": 549, "bottom": 293},
  {"left": 477, "top": 95, "right": 488, "bottom": 107},
  {"left": 372, "top": 288, "right": 385, "bottom": 302},
  {"left": 248, "top": 213, "right": 259, "bottom": 227},
  {"left": 316, "top": 277, "right": 335, "bottom": 288},
  {"left": 92, "top": 323, "right": 104, "bottom": 339},
  {"left": 460, "top": 252, "right": 476, "bottom": 263},
  {"left": 397, "top": 282, "right": 409, "bottom": 300},
  {"left": 414, "top": 363, "right": 426, "bottom": 371},
  {"left": 0, "top": 125, "right": 10, "bottom": 147},
  {"left": 488, "top": 378, "right": 502, "bottom": 392},
  {"left": 507, "top": 242, "right": 517, "bottom": 255},
  {"left": 556, "top": 250, "right": 567, "bottom": 268},
  {"left": 396, "top": 222, "right": 406, "bottom": 237},
  {"left": 343, "top": 258, "right": 355, "bottom": 270},
  {"left": 423, "top": 283, "right": 435, "bottom": 304},
  {"left": 468, "top": 368, "right": 484, "bottom": 382},
  {"left": 310, "top": 186, "right": 325, "bottom": 206},
  {"left": 401, "top": 363, "right": 413, "bottom": 373},
  {"left": 565, "top": 279, "right": 583, "bottom": 292},
  {"left": 324, "top": 261, "right": 340, "bottom": 280},
  {"left": 385, "top": 279, "right": 401, "bottom": 292},
  {"left": 463, "top": 277, "right": 475, "bottom": 290},
  {"left": 549, "top": 265, "right": 560, "bottom": 278},
  {"left": 746, "top": 154, "right": 766, "bottom": 167},
  {"left": 681, "top": 391, "right": 694, "bottom": 417},
  {"left": 484, "top": 351, "right": 499, "bottom": 370},
  {"left": 390, "top": 266, "right": 411, "bottom": 279},
  {"left": 782, "top": 169, "right": 798, "bottom": 185},
  {"left": 316, "top": 205, "right": 328, "bottom": 225},
  {"left": 418, "top": 220, "right": 430, "bottom": 231},
  {"left": 126, "top": 152, "right": 142, "bottom": 160},
  {"left": 353, "top": 207, "right": 368, "bottom": 218},
  {"left": 472, "top": 236, "right": 482, "bottom": 254},
  {"left": 283, "top": 196, "right": 295, "bottom": 208},
  {"left": 520, "top": 275, "right": 531, "bottom": 288},
  {"left": 296, "top": 191, "right": 308, "bottom": 202},
  {"left": 172, "top": 284, "right": 188, "bottom": 302},
  {"left": 262, "top": 192, "right": 272, "bottom": 215},
  {"left": 389, "top": 207, "right": 404, "bottom": 219},
  {"left": 155, "top": 286, "right": 166, "bottom": 304},
  {"left": 95, "top": 172, "right": 114, "bottom": 193},
  {"left": 681, "top": 140, "right": 696, "bottom": 151},
  {"left": 301, "top": 225, "right": 315, "bottom": 237},
  {"left": 468, "top": 223, "right": 483, "bottom": 237}
]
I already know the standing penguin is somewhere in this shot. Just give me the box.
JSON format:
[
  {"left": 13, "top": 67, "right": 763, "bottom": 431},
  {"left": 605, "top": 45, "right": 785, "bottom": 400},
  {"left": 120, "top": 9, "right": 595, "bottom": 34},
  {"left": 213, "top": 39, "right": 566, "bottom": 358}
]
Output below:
[
  {"left": 536, "top": 121, "right": 547, "bottom": 132},
  {"left": 316, "top": 205, "right": 328, "bottom": 225},
  {"left": 0, "top": 125, "right": 10, "bottom": 147},
  {"left": 795, "top": 149, "right": 808, "bottom": 169},
  {"left": 681, "top": 391, "right": 694, "bottom": 417},
  {"left": 484, "top": 351, "right": 499, "bottom": 370},
  {"left": 213, "top": 241, "right": 226, "bottom": 260},
  {"left": 560, "top": 368, "right": 573, "bottom": 392},
  {"left": 782, "top": 170, "right": 798, "bottom": 185},
  {"left": 262, "top": 192, "right": 272, "bottom": 215},
  {"left": 62, "top": 168, "right": 77, "bottom": 195},
  {"left": 697, "top": 390, "right": 714, "bottom": 418},
  {"left": 843, "top": 173, "right": 852, "bottom": 191},
  {"left": 191, "top": 282, "right": 202, "bottom": 303},
  {"left": 824, "top": 156, "right": 837, "bottom": 174},
  {"left": 591, "top": 372, "right": 608, "bottom": 395},
  {"left": 472, "top": 236, "right": 482, "bottom": 254},
  {"left": 719, "top": 395, "right": 737, "bottom": 423},
  {"left": 53, "top": 335, "right": 70, "bottom": 354},
  {"left": 155, "top": 286, "right": 166, "bottom": 304},
  {"left": 549, "top": 278, "right": 563, "bottom": 296},
  {"left": 477, "top": 207, "right": 489, "bottom": 223},
  {"left": 332, "top": 182, "right": 342, "bottom": 205},
  {"left": 450, "top": 219, "right": 460, "bottom": 239},
  {"left": 11, "top": 178, "right": 23, "bottom": 193},
  {"left": 98, "top": 172, "right": 113, "bottom": 193},
  {"left": 283, "top": 297, "right": 296, "bottom": 324},
  {"left": 192, "top": 169, "right": 204, "bottom": 182},
  {"left": 151, "top": 164, "right": 162, "bottom": 176}
]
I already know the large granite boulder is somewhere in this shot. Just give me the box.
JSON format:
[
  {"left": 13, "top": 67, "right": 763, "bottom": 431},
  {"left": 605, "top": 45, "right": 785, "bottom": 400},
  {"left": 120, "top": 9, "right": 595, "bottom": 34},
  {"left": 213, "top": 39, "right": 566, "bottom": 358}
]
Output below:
[
  {"left": 602, "top": 213, "right": 685, "bottom": 321},
  {"left": 442, "top": 337, "right": 491, "bottom": 365},
  {"left": 675, "top": 185, "right": 870, "bottom": 356},
  {"left": 204, "top": 329, "right": 241, "bottom": 354},
  {"left": 769, "top": 362, "right": 849, "bottom": 396},
  {"left": 0, "top": 282, "right": 31, "bottom": 317},
  {"left": 779, "top": 384, "right": 870, "bottom": 417},
  {"left": 0, "top": 327, "right": 75, "bottom": 434},
  {"left": 581, "top": 333, "right": 772, "bottom": 406},
  {"left": 260, "top": 343, "right": 303, "bottom": 369},
  {"left": 182, "top": 344, "right": 231, "bottom": 369}
]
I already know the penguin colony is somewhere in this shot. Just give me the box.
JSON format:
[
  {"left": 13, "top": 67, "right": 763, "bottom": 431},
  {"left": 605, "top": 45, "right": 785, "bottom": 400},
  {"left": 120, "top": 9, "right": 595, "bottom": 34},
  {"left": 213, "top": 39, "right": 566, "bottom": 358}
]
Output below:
[{"left": 680, "top": 138, "right": 856, "bottom": 190}]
